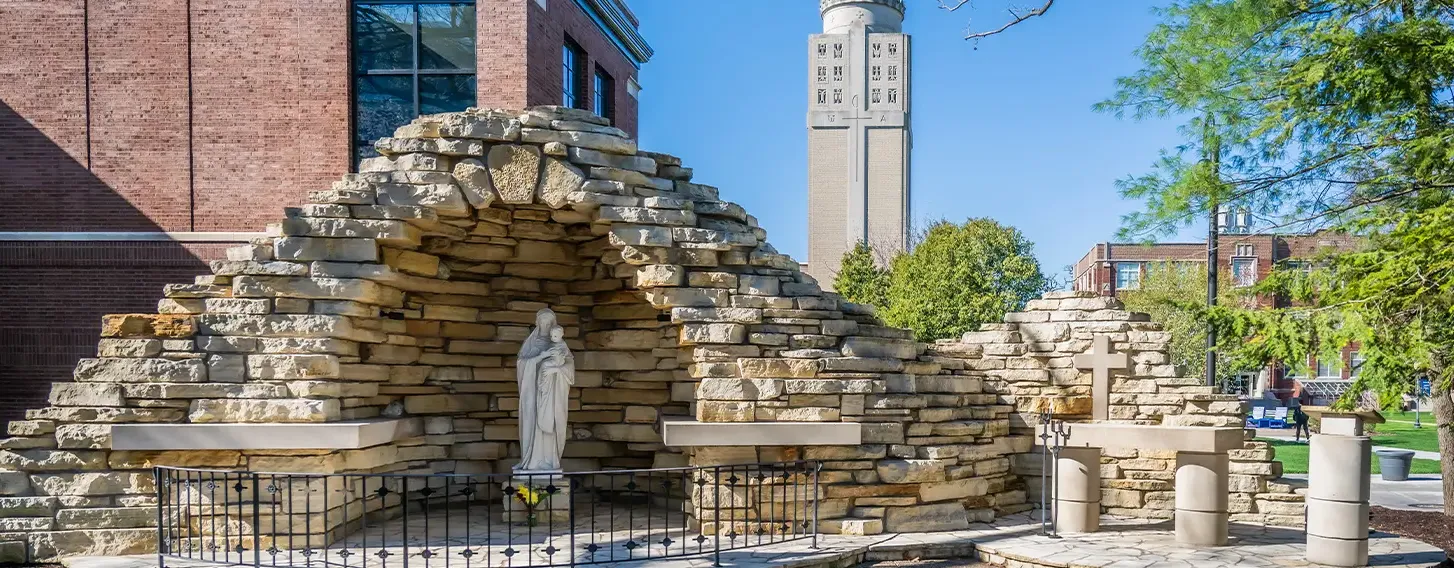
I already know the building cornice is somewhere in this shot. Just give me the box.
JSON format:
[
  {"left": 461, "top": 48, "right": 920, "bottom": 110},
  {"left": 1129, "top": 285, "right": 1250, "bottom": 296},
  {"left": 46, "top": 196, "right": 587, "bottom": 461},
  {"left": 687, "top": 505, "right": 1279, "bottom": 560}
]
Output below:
[
  {"left": 574, "top": 0, "right": 654, "bottom": 68},
  {"left": 820, "top": 0, "right": 905, "bottom": 16}
]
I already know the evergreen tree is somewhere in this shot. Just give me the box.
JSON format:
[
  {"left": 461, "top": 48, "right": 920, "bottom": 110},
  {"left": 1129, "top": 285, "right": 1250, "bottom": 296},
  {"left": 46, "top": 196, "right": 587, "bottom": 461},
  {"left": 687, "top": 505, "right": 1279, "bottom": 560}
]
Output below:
[{"left": 833, "top": 241, "right": 889, "bottom": 309}]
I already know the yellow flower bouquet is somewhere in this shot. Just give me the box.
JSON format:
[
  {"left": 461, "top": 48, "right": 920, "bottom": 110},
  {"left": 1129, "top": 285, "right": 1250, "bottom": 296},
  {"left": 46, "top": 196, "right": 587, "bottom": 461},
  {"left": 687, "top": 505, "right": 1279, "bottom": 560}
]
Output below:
[{"left": 513, "top": 485, "right": 546, "bottom": 526}]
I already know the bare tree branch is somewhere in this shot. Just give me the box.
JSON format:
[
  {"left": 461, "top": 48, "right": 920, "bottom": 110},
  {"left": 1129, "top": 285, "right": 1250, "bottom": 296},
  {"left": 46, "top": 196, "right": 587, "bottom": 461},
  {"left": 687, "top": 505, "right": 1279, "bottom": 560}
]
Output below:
[{"left": 938, "top": 0, "right": 1056, "bottom": 40}]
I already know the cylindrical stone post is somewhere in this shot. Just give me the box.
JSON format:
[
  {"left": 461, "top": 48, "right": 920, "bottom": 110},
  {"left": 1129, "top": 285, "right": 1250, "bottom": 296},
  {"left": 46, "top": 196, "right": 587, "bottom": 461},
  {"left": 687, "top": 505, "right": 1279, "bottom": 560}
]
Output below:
[
  {"left": 1307, "top": 424, "right": 1371, "bottom": 566},
  {"left": 1174, "top": 451, "right": 1229, "bottom": 545},
  {"left": 1054, "top": 446, "right": 1101, "bottom": 533}
]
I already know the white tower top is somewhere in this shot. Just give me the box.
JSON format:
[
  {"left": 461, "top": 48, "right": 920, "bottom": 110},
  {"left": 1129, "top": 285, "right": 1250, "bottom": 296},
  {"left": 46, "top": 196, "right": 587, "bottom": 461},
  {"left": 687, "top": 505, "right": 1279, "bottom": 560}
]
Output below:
[{"left": 820, "top": 0, "right": 905, "bottom": 33}]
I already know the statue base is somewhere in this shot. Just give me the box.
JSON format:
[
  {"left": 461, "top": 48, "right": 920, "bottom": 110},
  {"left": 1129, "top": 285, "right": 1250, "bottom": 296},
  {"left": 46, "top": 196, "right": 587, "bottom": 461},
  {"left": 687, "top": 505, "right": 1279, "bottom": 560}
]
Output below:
[{"left": 501, "top": 471, "right": 571, "bottom": 525}]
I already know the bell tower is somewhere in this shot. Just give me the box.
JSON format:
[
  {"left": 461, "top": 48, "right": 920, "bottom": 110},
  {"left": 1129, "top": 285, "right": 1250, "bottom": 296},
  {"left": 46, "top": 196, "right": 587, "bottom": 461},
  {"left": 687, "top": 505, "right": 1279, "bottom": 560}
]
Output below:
[{"left": 806, "top": 0, "right": 911, "bottom": 286}]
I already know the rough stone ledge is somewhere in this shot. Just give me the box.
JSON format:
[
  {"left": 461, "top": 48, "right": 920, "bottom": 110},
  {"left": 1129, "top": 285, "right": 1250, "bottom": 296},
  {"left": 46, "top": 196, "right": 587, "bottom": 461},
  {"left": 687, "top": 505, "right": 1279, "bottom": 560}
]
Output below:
[
  {"left": 109, "top": 418, "right": 421, "bottom": 450},
  {"left": 661, "top": 419, "right": 862, "bottom": 446}
]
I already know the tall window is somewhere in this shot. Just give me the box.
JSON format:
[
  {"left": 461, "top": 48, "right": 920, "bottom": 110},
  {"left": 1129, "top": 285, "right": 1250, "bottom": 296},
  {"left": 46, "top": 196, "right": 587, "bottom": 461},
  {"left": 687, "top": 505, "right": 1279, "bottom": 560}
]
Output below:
[
  {"left": 1115, "top": 262, "right": 1142, "bottom": 290},
  {"left": 593, "top": 67, "right": 614, "bottom": 121},
  {"left": 1350, "top": 350, "right": 1365, "bottom": 377},
  {"left": 1316, "top": 357, "right": 1342, "bottom": 378},
  {"left": 1231, "top": 258, "right": 1257, "bottom": 287},
  {"left": 352, "top": 1, "right": 477, "bottom": 165},
  {"left": 563, "top": 38, "right": 586, "bottom": 109}
]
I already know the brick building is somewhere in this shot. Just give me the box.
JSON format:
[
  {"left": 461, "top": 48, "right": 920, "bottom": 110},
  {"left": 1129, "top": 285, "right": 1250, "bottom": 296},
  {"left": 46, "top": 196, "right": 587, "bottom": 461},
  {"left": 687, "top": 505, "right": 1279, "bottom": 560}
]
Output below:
[
  {"left": 0, "top": 0, "right": 651, "bottom": 421},
  {"left": 1071, "top": 230, "right": 1362, "bottom": 399}
]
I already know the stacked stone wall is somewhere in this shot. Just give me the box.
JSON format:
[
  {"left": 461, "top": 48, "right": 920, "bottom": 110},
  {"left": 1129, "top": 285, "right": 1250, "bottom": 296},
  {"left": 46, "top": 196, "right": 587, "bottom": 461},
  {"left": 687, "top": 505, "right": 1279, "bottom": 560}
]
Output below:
[
  {"left": 949, "top": 292, "right": 1305, "bottom": 527},
  {"left": 0, "top": 107, "right": 1009, "bottom": 561}
]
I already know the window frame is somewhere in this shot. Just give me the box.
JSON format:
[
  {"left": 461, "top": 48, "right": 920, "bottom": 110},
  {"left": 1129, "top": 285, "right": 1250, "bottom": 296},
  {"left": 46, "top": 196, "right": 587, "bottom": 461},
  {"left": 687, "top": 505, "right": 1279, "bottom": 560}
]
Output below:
[
  {"left": 563, "top": 37, "right": 587, "bottom": 110},
  {"left": 1231, "top": 257, "right": 1257, "bottom": 287},
  {"left": 1114, "top": 262, "right": 1143, "bottom": 291},
  {"left": 593, "top": 66, "right": 614, "bottom": 121},
  {"left": 351, "top": 0, "right": 477, "bottom": 165}
]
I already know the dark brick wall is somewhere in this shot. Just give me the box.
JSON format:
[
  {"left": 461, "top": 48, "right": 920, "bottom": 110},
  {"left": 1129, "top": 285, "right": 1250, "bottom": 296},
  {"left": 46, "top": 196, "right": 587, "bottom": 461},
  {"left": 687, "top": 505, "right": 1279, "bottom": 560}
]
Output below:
[
  {"left": 524, "top": 0, "right": 641, "bottom": 137},
  {"left": 0, "top": 242, "right": 227, "bottom": 423}
]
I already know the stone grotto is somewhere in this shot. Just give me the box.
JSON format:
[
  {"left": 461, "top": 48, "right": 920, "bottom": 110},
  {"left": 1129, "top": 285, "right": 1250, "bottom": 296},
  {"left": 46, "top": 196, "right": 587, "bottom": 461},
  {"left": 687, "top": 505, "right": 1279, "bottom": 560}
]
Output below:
[{"left": 0, "top": 106, "right": 1306, "bottom": 563}]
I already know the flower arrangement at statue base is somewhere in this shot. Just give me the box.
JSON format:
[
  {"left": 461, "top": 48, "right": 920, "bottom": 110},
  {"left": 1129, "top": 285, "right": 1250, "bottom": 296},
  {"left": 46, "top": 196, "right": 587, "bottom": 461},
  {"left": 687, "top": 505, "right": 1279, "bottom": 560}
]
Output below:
[
  {"left": 500, "top": 475, "right": 571, "bottom": 525},
  {"left": 512, "top": 485, "right": 546, "bottom": 527}
]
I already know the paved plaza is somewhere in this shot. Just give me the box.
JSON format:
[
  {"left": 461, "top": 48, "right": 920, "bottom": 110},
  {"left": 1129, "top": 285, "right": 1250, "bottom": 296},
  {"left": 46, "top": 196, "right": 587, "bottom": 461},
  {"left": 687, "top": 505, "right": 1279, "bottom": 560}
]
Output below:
[{"left": 65, "top": 512, "right": 1447, "bottom": 568}]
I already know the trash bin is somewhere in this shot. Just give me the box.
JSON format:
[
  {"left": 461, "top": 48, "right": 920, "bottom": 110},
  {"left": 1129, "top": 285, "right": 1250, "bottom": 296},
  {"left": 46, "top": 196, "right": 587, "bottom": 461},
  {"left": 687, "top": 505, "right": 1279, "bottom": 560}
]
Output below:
[{"left": 1375, "top": 449, "right": 1415, "bottom": 481}]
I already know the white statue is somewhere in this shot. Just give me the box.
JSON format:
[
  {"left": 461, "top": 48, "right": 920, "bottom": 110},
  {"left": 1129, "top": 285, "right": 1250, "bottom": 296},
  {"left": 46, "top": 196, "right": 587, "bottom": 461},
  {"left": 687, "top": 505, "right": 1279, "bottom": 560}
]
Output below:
[{"left": 514, "top": 308, "right": 575, "bottom": 472}]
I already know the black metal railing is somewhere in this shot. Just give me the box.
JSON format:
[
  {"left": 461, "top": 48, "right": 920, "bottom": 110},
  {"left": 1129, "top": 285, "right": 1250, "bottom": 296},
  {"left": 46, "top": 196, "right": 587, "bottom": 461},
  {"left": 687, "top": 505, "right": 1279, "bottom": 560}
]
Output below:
[{"left": 155, "top": 461, "right": 821, "bottom": 567}]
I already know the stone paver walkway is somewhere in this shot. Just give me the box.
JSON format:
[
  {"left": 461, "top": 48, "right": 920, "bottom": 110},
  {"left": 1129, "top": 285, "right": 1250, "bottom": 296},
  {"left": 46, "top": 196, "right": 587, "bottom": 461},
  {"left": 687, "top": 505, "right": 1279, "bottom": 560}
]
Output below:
[{"left": 63, "top": 512, "right": 1447, "bottom": 568}]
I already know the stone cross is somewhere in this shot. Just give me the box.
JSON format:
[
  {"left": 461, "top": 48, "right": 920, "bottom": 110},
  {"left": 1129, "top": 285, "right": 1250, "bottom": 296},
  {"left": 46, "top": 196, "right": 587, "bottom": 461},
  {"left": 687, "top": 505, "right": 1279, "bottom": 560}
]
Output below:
[{"left": 1073, "top": 335, "right": 1129, "bottom": 421}]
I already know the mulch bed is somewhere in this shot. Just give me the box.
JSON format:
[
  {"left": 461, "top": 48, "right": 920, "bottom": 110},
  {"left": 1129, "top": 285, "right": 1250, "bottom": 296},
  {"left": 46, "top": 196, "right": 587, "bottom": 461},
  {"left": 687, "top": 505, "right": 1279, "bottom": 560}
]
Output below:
[{"left": 1371, "top": 505, "right": 1454, "bottom": 560}]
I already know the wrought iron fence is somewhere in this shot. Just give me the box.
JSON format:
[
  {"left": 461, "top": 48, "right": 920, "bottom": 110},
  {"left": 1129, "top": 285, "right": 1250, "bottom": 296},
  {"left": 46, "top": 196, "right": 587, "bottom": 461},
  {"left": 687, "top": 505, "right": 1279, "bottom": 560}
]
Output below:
[{"left": 155, "top": 461, "right": 821, "bottom": 567}]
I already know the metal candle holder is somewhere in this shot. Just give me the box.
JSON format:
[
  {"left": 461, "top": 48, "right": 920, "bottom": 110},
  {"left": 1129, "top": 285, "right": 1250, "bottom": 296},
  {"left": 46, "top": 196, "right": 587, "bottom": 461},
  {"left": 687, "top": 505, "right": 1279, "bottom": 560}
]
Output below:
[{"left": 1037, "top": 409, "right": 1071, "bottom": 538}]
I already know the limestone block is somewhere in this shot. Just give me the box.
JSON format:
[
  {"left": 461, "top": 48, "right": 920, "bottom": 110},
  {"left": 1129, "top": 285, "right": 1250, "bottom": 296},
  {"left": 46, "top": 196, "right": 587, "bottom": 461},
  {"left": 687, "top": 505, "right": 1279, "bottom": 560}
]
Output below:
[
  {"left": 48, "top": 384, "right": 124, "bottom": 407},
  {"left": 635, "top": 264, "right": 684, "bottom": 287},
  {"left": 584, "top": 329, "right": 659, "bottom": 350},
  {"left": 234, "top": 276, "right": 402, "bottom": 305},
  {"left": 567, "top": 147, "right": 657, "bottom": 173},
  {"left": 671, "top": 307, "right": 762, "bottom": 323},
  {"left": 609, "top": 225, "right": 673, "bottom": 247},
  {"left": 482, "top": 145, "right": 541, "bottom": 204},
  {"left": 539, "top": 157, "right": 586, "bottom": 208},
  {"left": 576, "top": 351, "right": 659, "bottom": 371},
  {"left": 0, "top": 496, "right": 56, "bottom": 517},
  {"left": 96, "top": 339, "right": 162, "bottom": 358},
  {"left": 680, "top": 323, "right": 747, "bottom": 345},
  {"left": 55, "top": 507, "right": 154, "bottom": 529},
  {"left": 0, "top": 450, "right": 105, "bottom": 472},
  {"left": 374, "top": 182, "right": 469, "bottom": 217},
  {"left": 841, "top": 337, "right": 917, "bottom": 359},
  {"left": 26, "top": 528, "right": 156, "bottom": 560},
  {"left": 697, "top": 378, "right": 782, "bottom": 401},
  {"left": 197, "top": 315, "right": 379, "bottom": 342},
  {"left": 522, "top": 128, "right": 636, "bottom": 154},
  {"left": 697, "top": 401, "right": 754, "bottom": 422},
  {"left": 0, "top": 471, "right": 30, "bottom": 496},
  {"left": 875, "top": 459, "right": 949, "bottom": 483},
  {"left": 206, "top": 354, "right": 246, "bottom": 383},
  {"left": 599, "top": 206, "right": 695, "bottom": 226},
  {"left": 757, "top": 407, "right": 839, "bottom": 421},
  {"left": 246, "top": 354, "right": 341, "bottom": 380},
  {"left": 28, "top": 472, "right": 153, "bottom": 496},
  {"left": 189, "top": 399, "right": 341, "bottom": 423},
  {"left": 280, "top": 218, "right": 420, "bottom": 246},
  {"left": 54, "top": 425, "right": 112, "bottom": 450},
  {"left": 274, "top": 236, "right": 378, "bottom": 262},
  {"left": 405, "top": 395, "right": 490, "bottom": 414},
  {"left": 920, "top": 478, "right": 990, "bottom": 502},
  {"left": 645, "top": 288, "right": 728, "bottom": 308},
  {"left": 738, "top": 358, "right": 819, "bottom": 378},
  {"left": 100, "top": 314, "right": 195, "bottom": 339},
  {"left": 592, "top": 424, "right": 660, "bottom": 443},
  {"left": 881, "top": 503, "right": 971, "bottom": 533},
  {"left": 8, "top": 421, "right": 55, "bottom": 437},
  {"left": 73, "top": 358, "right": 206, "bottom": 383}
]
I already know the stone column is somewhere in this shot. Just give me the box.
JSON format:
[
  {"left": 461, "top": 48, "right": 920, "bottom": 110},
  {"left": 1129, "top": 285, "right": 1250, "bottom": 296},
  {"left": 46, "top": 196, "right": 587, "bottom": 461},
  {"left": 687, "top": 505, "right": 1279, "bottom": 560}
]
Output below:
[
  {"left": 1306, "top": 414, "right": 1371, "bottom": 566},
  {"left": 1174, "top": 451, "right": 1229, "bottom": 545},
  {"left": 1055, "top": 446, "right": 1101, "bottom": 533}
]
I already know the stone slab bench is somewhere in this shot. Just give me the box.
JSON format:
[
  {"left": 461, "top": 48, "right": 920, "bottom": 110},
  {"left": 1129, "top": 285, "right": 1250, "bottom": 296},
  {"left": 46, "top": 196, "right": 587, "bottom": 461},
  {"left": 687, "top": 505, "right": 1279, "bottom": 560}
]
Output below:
[
  {"left": 661, "top": 420, "right": 861, "bottom": 447},
  {"left": 1033, "top": 422, "right": 1244, "bottom": 453},
  {"left": 111, "top": 418, "right": 422, "bottom": 450}
]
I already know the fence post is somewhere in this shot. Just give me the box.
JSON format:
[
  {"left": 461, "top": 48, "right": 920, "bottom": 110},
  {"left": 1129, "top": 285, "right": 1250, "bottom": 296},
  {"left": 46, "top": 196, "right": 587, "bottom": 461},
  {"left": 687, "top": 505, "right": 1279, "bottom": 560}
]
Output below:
[
  {"left": 712, "top": 466, "right": 721, "bottom": 568},
  {"left": 155, "top": 467, "right": 165, "bottom": 568},
  {"left": 811, "top": 462, "right": 820, "bottom": 549},
  {"left": 252, "top": 473, "right": 261, "bottom": 568}
]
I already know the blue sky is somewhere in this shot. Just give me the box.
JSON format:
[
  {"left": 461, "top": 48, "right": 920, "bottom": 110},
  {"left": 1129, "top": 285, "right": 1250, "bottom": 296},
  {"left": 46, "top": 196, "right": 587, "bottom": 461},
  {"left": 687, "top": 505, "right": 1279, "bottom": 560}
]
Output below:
[{"left": 630, "top": 1, "right": 1189, "bottom": 279}]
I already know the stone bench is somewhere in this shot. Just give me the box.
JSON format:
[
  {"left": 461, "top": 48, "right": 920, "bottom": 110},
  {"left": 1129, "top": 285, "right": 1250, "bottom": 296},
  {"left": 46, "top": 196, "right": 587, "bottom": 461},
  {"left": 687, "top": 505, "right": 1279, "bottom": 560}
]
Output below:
[{"left": 111, "top": 418, "right": 422, "bottom": 450}]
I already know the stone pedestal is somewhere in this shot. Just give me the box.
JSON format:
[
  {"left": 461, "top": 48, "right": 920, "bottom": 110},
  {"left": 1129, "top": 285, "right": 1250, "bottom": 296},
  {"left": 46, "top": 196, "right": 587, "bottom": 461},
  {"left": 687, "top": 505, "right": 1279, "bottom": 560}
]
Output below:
[
  {"left": 1307, "top": 430, "right": 1372, "bottom": 566},
  {"left": 501, "top": 472, "right": 571, "bottom": 525},
  {"left": 1055, "top": 447, "right": 1101, "bottom": 533},
  {"left": 1174, "top": 451, "right": 1229, "bottom": 546}
]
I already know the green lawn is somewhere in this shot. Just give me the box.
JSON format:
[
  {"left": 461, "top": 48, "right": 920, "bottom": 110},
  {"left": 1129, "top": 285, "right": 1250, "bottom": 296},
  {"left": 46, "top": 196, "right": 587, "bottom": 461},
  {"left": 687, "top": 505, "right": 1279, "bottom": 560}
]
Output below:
[
  {"left": 1261, "top": 438, "right": 1443, "bottom": 475},
  {"left": 1369, "top": 411, "right": 1440, "bottom": 452}
]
